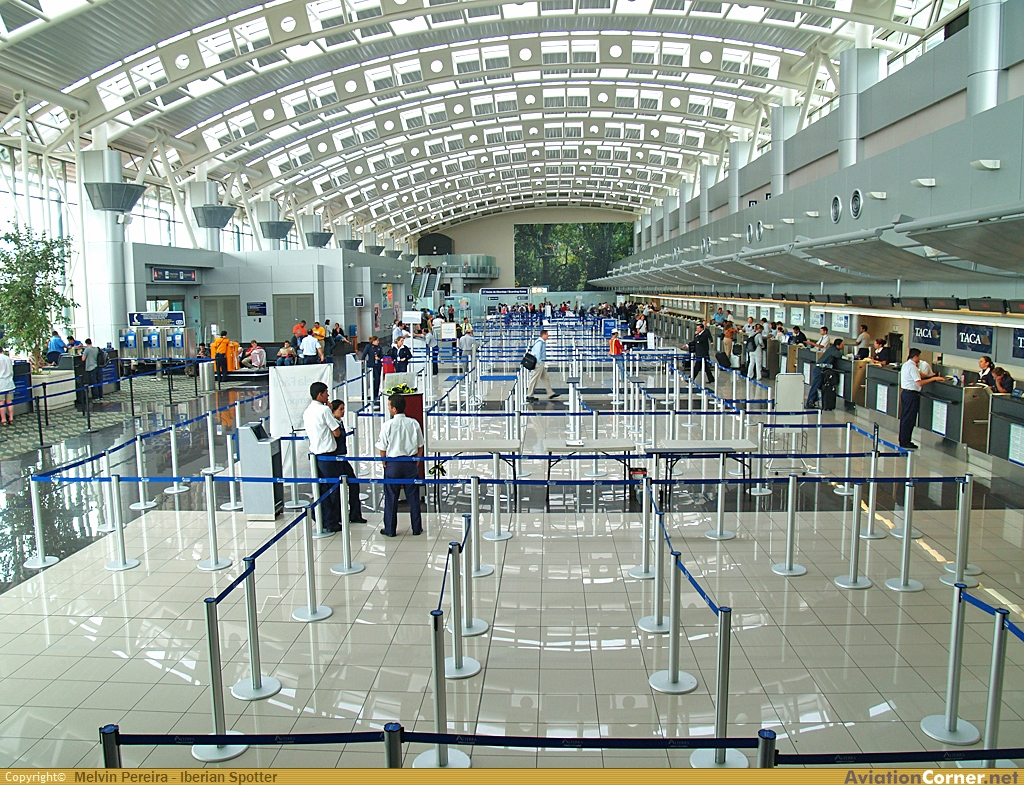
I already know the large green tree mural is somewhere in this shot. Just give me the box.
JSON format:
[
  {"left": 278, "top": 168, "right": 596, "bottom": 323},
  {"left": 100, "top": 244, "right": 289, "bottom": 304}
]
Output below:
[{"left": 514, "top": 222, "right": 633, "bottom": 291}]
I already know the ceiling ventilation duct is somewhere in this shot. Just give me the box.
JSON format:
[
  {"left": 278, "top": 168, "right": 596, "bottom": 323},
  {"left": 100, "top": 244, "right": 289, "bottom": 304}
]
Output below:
[
  {"left": 305, "top": 232, "right": 333, "bottom": 248},
  {"left": 259, "top": 221, "right": 294, "bottom": 240},
  {"left": 341, "top": 239, "right": 363, "bottom": 251},
  {"left": 192, "top": 205, "right": 236, "bottom": 229},
  {"left": 364, "top": 244, "right": 386, "bottom": 255},
  {"left": 84, "top": 182, "right": 147, "bottom": 213}
]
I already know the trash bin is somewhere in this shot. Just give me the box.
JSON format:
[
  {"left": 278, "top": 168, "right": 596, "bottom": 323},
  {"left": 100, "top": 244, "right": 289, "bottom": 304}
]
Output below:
[
  {"left": 629, "top": 466, "right": 648, "bottom": 512},
  {"left": 199, "top": 360, "right": 215, "bottom": 392}
]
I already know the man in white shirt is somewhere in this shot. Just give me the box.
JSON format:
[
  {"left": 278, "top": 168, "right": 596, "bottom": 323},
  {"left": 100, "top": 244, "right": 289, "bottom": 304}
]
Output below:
[
  {"left": 525, "top": 329, "right": 559, "bottom": 402},
  {"left": 457, "top": 326, "right": 480, "bottom": 374},
  {"left": 375, "top": 393, "right": 425, "bottom": 537},
  {"left": 299, "top": 332, "right": 322, "bottom": 364},
  {"left": 899, "top": 348, "right": 944, "bottom": 450},
  {"left": 814, "top": 326, "right": 830, "bottom": 351},
  {"left": 424, "top": 324, "right": 439, "bottom": 376},
  {"left": 302, "top": 382, "right": 343, "bottom": 532}
]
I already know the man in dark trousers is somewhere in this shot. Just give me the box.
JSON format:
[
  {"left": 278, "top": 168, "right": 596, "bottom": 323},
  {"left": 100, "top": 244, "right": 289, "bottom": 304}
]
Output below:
[
  {"left": 899, "top": 348, "right": 944, "bottom": 449},
  {"left": 375, "top": 393, "right": 424, "bottom": 537},
  {"left": 688, "top": 320, "right": 715, "bottom": 384},
  {"left": 362, "top": 335, "right": 383, "bottom": 400},
  {"left": 329, "top": 399, "right": 367, "bottom": 523},
  {"left": 302, "top": 382, "right": 343, "bottom": 532},
  {"left": 806, "top": 337, "right": 845, "bottom": 408}
]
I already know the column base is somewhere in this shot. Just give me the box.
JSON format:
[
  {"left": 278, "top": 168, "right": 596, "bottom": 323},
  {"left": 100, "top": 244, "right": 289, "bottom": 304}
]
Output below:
[
  {"left": 412, "top": 748, "right": 472, "bottom": 768},
  {"left": 462, "top": 618, "right": 489, "bottom": 637},
  {"left": 444, "top": 656, "right": 481, "bottom": 679},
  {"left": 164, "top": 483, "right": 190, "bottom": 496},
  {"left": 944, "top": 562, "right": 982, "bottom": 576},
  {"left": 130, "top": 500, "right": 158, "bottom": 511},
  {"left": 859, "top": 529, "right": 887, "bottom": 540},
  {"left": 891, "top": 527, "right": 922, "bottom": 539},
  {"left": 482, "top": 531, "right": 513, "bottom": 542},
  {"left": 637, "top": 615, "right": 670, "bottom": 634},
  {"left": 705, "top": 529, "right": 736, "bottom": 541},
  {"left": 473, "top": 565, "right": 495, "bottom": 578},
  {"left": 690, "top": 748, "right": 749, "bottom": 768},
  {"left": 885, "top": 577, "right": 924, "bottom": 593},
  {"left": 833, "top": 485, "right": 856, "bottom": 497},
  {"left": 834, "top": 575, "right": 872, "bottom": 590},
  {"left": 311, "top": 528, "right": 336, "bottom": 540},
  {"left": 97, "top": 522, "right": 115, "bottom": 533},
  {"left": 231, "top": 675, "right": 282, "bottom": 702},
  {"left": 292, "top": 604, "right": 333, "bottom": 622},
  {"left": 648, "top": 669, "right": 698, "bottom": 694},
  {"left": 772, "top": 563, "right": 807, "bottom": 577},
  {"left": 628, "top": 566, "right": 656, "bottom": 580},
  {"left": 330, "top": 561, "right": 365, "bottom": 575},
  {"left": 920, "top": 714, "right": 980, "bottom": 746},
  {"left": 191, "top": 732, "right": 248, "bottom": 763},
  {"left": 106, "top": 558, "right": 140, "bottom": 572},
  {"left": 201, "top": 465, "right": 226, "bottom": 475},
  {"left": 220, "top": 501, "right": 244, "bottom": 512},
  {"left": 24, "top": 555, "right": 58, "bottom": 569},
  {"left": 747, "top": 486, "right": 772, "bottom": 497},
  {"left": 940, "top": 573, "right": 979, "bottom": 588},
  {"left": 198, "top": 557, "right": 232, "bottom": 572}
]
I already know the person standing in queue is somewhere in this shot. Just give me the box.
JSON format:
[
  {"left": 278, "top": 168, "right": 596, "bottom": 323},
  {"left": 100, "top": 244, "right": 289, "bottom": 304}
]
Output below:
[
  {"left": 211, "top": 330, "right": 231, "bottom": 382},
  {"left": 303, "top": 382, "right": 344, "bottom": 533},
  {"left": 688, "top": 320, "right": 715, "bottom": 384},
  {"left": 376, "top": 393, "right": 424, "bottom": 537},
  {"left": 899, "top": 348, "right": 944, "bottom": 450},
  {"left": 424, "top": 323, "right": 439, "bottom": 376},
  {"left": 82, "top": 339, "right": 103, "bottom": 399},
  {"left": 362, "top": 335, "right": 383, "bottom": 401},
  {"left": 388, "top": 335, "right": 412, "bottom": 372},
  {"left": 299, "top": 330, "right": 323, "bottom": 364},
  {"left": 609, "top": 328, "right": 626, "bottom": 381},
  {"left": 328, "top": 399, "right": 367, "bottom": 523}
]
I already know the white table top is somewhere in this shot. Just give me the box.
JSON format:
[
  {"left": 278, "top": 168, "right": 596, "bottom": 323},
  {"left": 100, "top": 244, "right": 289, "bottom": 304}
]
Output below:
[
  {"left": 541, "top": 438, "right": 638, "bottom": 454},
  {"left": 429, "top": 438, "right": 522, "bottom": 454},
  {"left": 646, "top": 439, "right": 757, "bottom": 455}
]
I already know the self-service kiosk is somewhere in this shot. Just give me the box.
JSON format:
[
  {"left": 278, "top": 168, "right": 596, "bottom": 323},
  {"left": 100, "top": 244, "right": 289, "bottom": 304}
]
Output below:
[{"left": 238, "top": 422, "right": 284, "bottom": 519}]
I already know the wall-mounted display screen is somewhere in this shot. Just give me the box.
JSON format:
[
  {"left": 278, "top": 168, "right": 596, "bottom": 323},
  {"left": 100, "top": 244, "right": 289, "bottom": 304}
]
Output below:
[
  {"left": 900, "top": 297, "right": 927, "bottom": 309},
  {"left": 967, "top": 298, "right": 1006, "bottom": 314},
  {"left": 514, "top": 222, "right": 633, "bottom": 291},
  {"left": 926, "top": 297, "right": 960, "bottom": 310}
]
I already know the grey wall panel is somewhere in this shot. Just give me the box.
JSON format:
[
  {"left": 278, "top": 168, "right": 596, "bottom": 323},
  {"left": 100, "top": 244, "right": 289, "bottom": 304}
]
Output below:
[
  {"left": 895, "top": 135, "right": 935, "bottom": 222},
  {"left": 970, "top": 100, "right": 1024, "bottom": 208},
  {"left": 785, "top": 113, "right": 839, "bottom": 172},
  {"left": 1002, "top": 0, "right": 1024, "bottom": 70}
]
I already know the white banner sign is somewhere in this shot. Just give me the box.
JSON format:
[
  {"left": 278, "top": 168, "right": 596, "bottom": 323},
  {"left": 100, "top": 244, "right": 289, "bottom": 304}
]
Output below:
[{"left": 269, "top": 365, "right": 333, "bottom": 476}]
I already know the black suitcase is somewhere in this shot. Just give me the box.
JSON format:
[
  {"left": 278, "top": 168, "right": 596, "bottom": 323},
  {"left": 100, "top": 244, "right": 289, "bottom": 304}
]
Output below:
[
  {"left": 821, "top": 369, "right": 839, "bottom": 411},
  {"left": 715, "top": 351, "right": 731, "bottom": 368}
]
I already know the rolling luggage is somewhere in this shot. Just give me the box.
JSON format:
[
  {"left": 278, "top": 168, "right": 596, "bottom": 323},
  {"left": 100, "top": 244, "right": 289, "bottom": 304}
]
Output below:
[
  {"left": 821, "top": 369, "right": 839, "bottom": 411},
  {"left": 715, "top": 351, "right": 731, "bottom": 368}
]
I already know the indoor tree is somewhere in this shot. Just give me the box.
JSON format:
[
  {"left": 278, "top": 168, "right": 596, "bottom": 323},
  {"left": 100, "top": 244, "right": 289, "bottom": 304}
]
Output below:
[{"left": 0, "top": 225, "right": 76, "bottom": 368}]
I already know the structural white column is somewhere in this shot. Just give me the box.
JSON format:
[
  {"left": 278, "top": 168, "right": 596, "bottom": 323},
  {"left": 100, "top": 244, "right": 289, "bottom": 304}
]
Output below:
[
  {"left": 641, "top": 213, "right": 652, "bottom": 250},
  {"left": 253, "top": 200, "right": 281, "bottom": 250},
  {"left": 298, "top": 213, "right": 322, "bottom": 236},
  {"left": 769, "top": 106, "right": 801, "bottom": 197},
  {"left": 662, "top": 191, "right": 678, "bottom": 242},
  {"left": 727, "top": 141, "right": 751, "bottom": 214},
  {"left": 838, "top": 48, "right": 885, "bottom": 169},
  {"left": 634, "top": 219, "right": 642, "bottom": 253},
  {"left": 678, "top": 182, "right": 694, "bottom": 232},
  {"left": 82, "top": 149, "right": 128, "bottom": 348},
  {"left": 699, "top": 165, "right": 716, "bottom": 227},
  {"left": 966, "top": 0, "right": 1004, "bottom": 117}
]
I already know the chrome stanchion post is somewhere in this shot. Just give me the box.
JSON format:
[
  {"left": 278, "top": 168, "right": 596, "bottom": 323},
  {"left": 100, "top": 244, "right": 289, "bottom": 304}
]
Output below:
[
  {"left": 203, "top": 411, "right": 225, "bottom": 475},
  {"left": 105, "top": 475, "right": 139, "bottom": 571},
  {"left": 921, "top": 583, "right": 981, "bottom": 744},
  {"left": 892, "top": 452, "right": 921, "bottom": 539},
  {"left": 628, "top": 476, "right": 655, "bottom": 579},
  {"left": 444, "top": 542, "right": 481, "bottom": 678},
  {"left": 309, "top": 453, "right": 334, "bottom": 540},
  {"left": 756, "top": 730, "right": 777, "bottom": 768},
  {"left": 943, "top": 474, "right": 981, "bottom": 586},
  {"left": 129, "top": 437, "right": 157, "bottom": 511},
  {"left": 649, "top": 551, "right": 698, "bottom": 694},
  {"left": 772, "top": 474, "right": 806, "bottom": 577},
  {"left": 198, "top": 474, "right": 231, "bottom": 571},
  {"left": 885, "top": 480, "right": 923, "bottom": 592},
  {"left": 982, "top": 609, "right": 1013, "bottom": 768},
  {"left": 412, "top": 610, "right": 471, "bottom": 768},
  {"left": 97, "top": 453, "right": 115, "bottom": 533},
  {"left": 585, "top": 410, "right": 606, "bottom": 478},
  {"left": 706, "top": 452, "right": 735, "bottom": 541},
  {"left": 834, "top": 483, "right": 871, "bottom": 589},
  {"left": 191, "top": 599, "right": 248, "bottom": 762},
  {"left": 220, "top": 434, "right": 244, "bottom": 512},
  {"left": 834, "top": 422, "right": 855, "bottom": 496},
  {"left": 100, "top": 725, "right": 122, "bottom": 769},
  {"left": 692, "top": 606, "right": 748, "bottom": 768},
  {"left": 285, "top": 435, "right": 304, "bottom": 510},
  {"left": 383, "top": 723, "right": 404, "bottom": 768},
  {"left": 460, "top": 514, "right": 488, "bottom": 636},
  {"left": 164, "top": 425, "right": 189, "bottom": 495},
  {"left": 483, "top": 459, "right": 512, "bottom": 542},
  {"left": 24, "top": 478, "right": 58, "bottom": 569},
  {"left": 638, "top": 511, "right": 669, "bottom": 633},
  {"left": 748, "top": 422, "right": 771, "bottom": 497},
  {"left": 292, "top": 510, "right": 333, "bottom": 622},
  {"left": 807, "top": 408, "right": 826, "bottom": 475},
  {"left": 231, "top": 558, "right": 282, "bottom": 701},
  {"left": 470, "top": 479, "right": 496, "bottom": 571},
  {"left": 330, "top": 477, "right": 365, "bottom": 576},
  {"left": 861, "top": 448, "right": 885, "bottom": 540}
]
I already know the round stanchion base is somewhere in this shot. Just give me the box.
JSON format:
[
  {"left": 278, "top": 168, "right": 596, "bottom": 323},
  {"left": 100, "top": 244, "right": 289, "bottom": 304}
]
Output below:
[
  {"left": 412, "top": 748, "right": 472, "bottom": 768},
  {"left": 473, "top": 565, "right": 495, "bottom": 578},
  {"left": 956, "top": 760, "right": 1017, "bottom": 769},
  {"left": 198, "top": 557, "right": 232, "bottom": 572},
  {"left": 648, "top": 669, "right": 698, "bottom": 694},
  {"left": 191, "top": 731, "right": 248, "bottom": 763},
  {"left": 628, "top": 566, "right": 656, "bottom": 580},
  {"left": 772, "top": 563, "right": 807, "bottom": 577},
  {"left": 690, "top": 748, "right": 750, "bottom": 768},
  {"left": 518, "top": 470, "right": 532, "bottom": 479},
  {"left": 885, "top": 577, "right": 924, "bottom": 593},
  {"left": 860, "top": 529, "right": 887, "bottom": 540},
  {"left": 220, "top": 501, "right": 244, "bottom": 512},
  {"left": 284, "top": 501, "right": 306, "bottom": 510},
  {"left": 96, "top": 522, "right": 115, "bottom": 533},
  {"left": 311, "top": 528, "right": 336, "bottom": 540},
  {"left": 463, "top": 618, "right": 490, "bottom": 637},
  {"left": 833, "top": 485, "right": 856, "bottom": 497},
  {"left": 330, "top": 561, "right": 366, "bottom": 576},
  {"left": 444, "top": 656, "right": 482, "bottom": 679},
  {"left": 704, "top": 529, "right": 736, "bottom": 541},
  {"left": 106, "top": 558, "right": 140, "bottom": 572},
  {"left": 637, "top": 615, "right": 670, "bottom": 634},
  {"left": 920, "top": 715, "right": 981, "bottom": 746},
  {"left": 231, "top": 675, "right": 282, "bottom": 702},
  {"left": 164, "top": 483, "right": 190, "bottom": 496},
  {"left": 129, "top": 500, "right": 158, "bottom": 511},
  {"left": 482, "top": 530, "right": 513, "bottom": 542},
  {"left": 940, "top": 572, "right": 979, "bottom": 588},
  {"left": 944, "top": 562, "right": 982, "bottom": 577},
  {"left": 747, "top": 486, "right": 772, "bottom": 497},
  {"left": 805, "top": 467, "right": 828, "bottom": 476},
  {"left": 891, "top": 527, "right": 922, "bottom": 540},
  {"left": 292, "top": 604, "right": 334, "bottom": 622},
  {"left": 24, "top": 555, "right": 59, "bottom": 570},
  {"left": 834, "top": 575, "right": 872, "bottom": 590},
  {"left": 201, "top": 465, "right": 226, "bottom": 475},
  {"left": 584, "top": 470, "right": 607, "bottom": 478}
]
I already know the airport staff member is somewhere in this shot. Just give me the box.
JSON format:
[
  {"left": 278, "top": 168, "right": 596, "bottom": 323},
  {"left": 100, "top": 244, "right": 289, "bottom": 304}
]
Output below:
[
  {"left": 376, "top": 393, "right": 424, "bottom": 537},
  {"left": 302, "top": 382, "right": 343, "bottom": 533},
  {"left": 899, "top": 348, "right": 944, "bottom": 450},
  {"left": 362, "top": 336, "right": 383, "bottom": 400},
  {"left": 211, "top": 331, "right": 231, "bottom": 382}
]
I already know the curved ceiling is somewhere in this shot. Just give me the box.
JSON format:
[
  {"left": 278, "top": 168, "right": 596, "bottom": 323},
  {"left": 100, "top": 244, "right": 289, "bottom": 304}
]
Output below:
[{"left": 0, "top": 0, "right": 959, "bottom": 243}]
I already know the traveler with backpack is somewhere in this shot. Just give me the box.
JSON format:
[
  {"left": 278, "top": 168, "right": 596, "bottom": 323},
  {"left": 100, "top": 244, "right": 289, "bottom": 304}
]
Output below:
[{"left": 806, "top": 338, "right": 845, "bottom": 409}]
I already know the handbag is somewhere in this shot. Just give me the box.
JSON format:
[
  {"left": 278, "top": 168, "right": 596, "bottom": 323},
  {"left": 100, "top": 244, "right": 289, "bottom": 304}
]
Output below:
[{"left": 521, "top": 351, "right": 537, "bottom": 370}]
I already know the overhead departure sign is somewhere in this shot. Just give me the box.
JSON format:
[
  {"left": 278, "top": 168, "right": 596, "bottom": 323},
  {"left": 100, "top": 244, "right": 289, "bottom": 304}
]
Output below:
[
  {"left": 129, "top": 311, "right": 186, "bottom": 327},
  {"left": 151, "top": 267, "right": 197, "bottom": 283}
]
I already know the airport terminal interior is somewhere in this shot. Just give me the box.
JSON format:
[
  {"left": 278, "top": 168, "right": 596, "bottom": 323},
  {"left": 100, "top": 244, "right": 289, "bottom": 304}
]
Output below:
[{"left": 1, "top": 0, "right": 1024, "bottom": 771}]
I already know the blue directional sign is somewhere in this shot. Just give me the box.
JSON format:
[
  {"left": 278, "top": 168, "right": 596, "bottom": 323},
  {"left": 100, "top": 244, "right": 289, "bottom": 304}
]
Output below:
[{"left": 128, "top": 311, "right": 186, "bottom": 327}]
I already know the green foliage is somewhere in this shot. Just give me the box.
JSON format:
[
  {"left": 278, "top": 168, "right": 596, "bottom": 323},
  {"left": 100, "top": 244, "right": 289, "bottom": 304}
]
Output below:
[
  {"left": 0, "top": 225, "right": 76, "bottom": 366},
  {"left": 514, "top": 222, "right": 633, "bottom": 291}
]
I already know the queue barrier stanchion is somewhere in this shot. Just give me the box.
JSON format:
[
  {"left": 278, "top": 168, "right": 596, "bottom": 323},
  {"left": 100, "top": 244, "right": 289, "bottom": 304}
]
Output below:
[
  {"left": 202, "top": 411, "right": 225, "bottom": 476},
  {"left": 105, "top": 475, "right": 140, "bottom": 572},
  {"left": 886, "top": 480, "right": 922, "bottom": 593},
  {"left": 292, "top": 498, "right": 333, "bottom": 623},
  {"left": 861, "top": 449, "right": 885, "bottom": 540},
  {"left": 483, "top": 456, "right": 512, "bottom": 542},
  {"left": 628, "top": 475, "right": 655, "bottom": 580},
  {"left": 706, "top": 452, "right": 736, "bottom": 541},
  {"left": 164, "top": 425, "right": 190, "bottom": 495},
  {"left": 834, "top": 423, "right": 855, "bottom": 497},
  {"left": 983, "top": 608, "right": 1013, "bottom": 769},
  {"left": 807, "top": 408, "right": 826, "bottom": 476},
  {"left": 98, "top": 453, "right": 116, "bottom": 533},
  {"left": 691, "top": 605, "right": 748, "bottom": 768},
  {"left": 309, "top": 453, "right": 335, "bottom": 540},
  {"left": 942, "top": 473, "right": 981, "bottom": 587},
  {"left": 469, "top": 478, "right": 496, "bottom": 573},
  {"left": 25, "top": 478, "right": 59, "bottom": 569},
  {"left": 191, "top": 599, "right": 248, "bottom": 763},
  {"left": 756, "top": 729, "right": 777, "bottom": 768},
  {"left": 100, "top": 725, "right": 122, "bottom": 768},
  {"left": 748, "top": 422, "right": 771, "bottom": 497},
  {"left": 460, "top": 514, "right": 488, "bottom": 637},
  {"left": 231, "top": 558, "right": 283, "bottom": 701},
  {"left": 198, "top": 474, "right": 231, "bottom": 572},
  {"left": 220, "top": 434, "right": 244, "bottom": 512},
  {"left": 412, "top": 609, "right": 471, "bottom": 768},
  {"left": 383, "top": 723, "right": 404, "bottom": 768},
  {"left": 834, "top": 482, "right": 871, "bottom": 590},
  {"left": 284, "top": 435, "right": 305, "bottom": 511},
  {"left": 648, "top": 552, "right": 698, "bottom": 695},
  {"left": 129, "top": 438, "right": 157, "bottom": 511},
  {"left": 330, "top": 477, "right": 365, "bottom": 576},
  {"left": 921, "top": 583, "right": 981, "bottom": 745},
  {"left": 637, "top": 511, "right": 670, "bottom": 634},
  {"left": 444, "top": 541, "right": 481, "bottom": 679},
  {"left": 772, "top": 474, "right": 807, "bottom": 577},
  {"left": 892, "top": 451, "right": 921, "bottom": 539}
]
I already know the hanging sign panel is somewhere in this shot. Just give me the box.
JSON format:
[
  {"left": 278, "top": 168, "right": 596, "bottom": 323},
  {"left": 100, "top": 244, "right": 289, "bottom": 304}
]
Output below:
[
  {"left": 1013, "top": 328, "right": 1024, "bottom": 360},
  {"left": 956, "top": 323, "right": 993, "bottom": 353},
  {"left": 912, "top": 320, "right": 942, "bottom": 347}
]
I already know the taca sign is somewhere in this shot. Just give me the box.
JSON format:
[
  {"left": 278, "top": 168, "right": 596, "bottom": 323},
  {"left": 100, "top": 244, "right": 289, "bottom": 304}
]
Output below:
[
  {"left": 912, "top": 320, "right": 941, "bottom": 346},
  {"left": 955, "top": 323, "right": 992, "bottom": 353}
]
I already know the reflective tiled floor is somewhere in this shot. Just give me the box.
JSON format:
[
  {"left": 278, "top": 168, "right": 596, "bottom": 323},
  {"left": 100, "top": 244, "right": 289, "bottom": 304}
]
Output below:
[{"left": 1, "top": 367, "right": 1023, "bottom": 769}]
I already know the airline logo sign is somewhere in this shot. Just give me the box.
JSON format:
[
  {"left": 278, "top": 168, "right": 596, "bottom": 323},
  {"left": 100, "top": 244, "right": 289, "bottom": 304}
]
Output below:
[
  {"left": 912, "top": 320, "right": 941, "bottom": 346},
  {"left": 956, "top": 323, "right": 993, "bottom": 353},
  {"left": 1014, "top": 329, "right": 1024, "bottom": 359}
]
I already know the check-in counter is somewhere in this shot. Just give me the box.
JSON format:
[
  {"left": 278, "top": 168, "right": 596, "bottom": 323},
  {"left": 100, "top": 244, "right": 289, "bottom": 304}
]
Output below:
[
  {"left": 786, "top": 344, "right": 799, "bottom": 373},
  {"left": 796, "top": 347, "right": 820, "bottom": 386},
  {"left": 833, "top": 357, "right": 854, "bottom": 403},
  {"left": 988, "top": 393, "right": 1024, "bottom": 463},
  {"left": 917, "top": 381, "right": 990, "bottom": 449},
  {"left": 865, "top": 364, "right": 901, "bottom": 419},
  {"left": 850, "top": 358, "right": 869, "bottom": 406},
  {"left": 765, "top": 339, "right": 782, "bottom": 378}
]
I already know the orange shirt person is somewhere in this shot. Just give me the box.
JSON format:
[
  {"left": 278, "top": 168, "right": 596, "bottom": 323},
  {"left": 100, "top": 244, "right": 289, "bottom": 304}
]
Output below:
[{"left": 211, "top": 331, "right": 231, "bottom": 382}]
